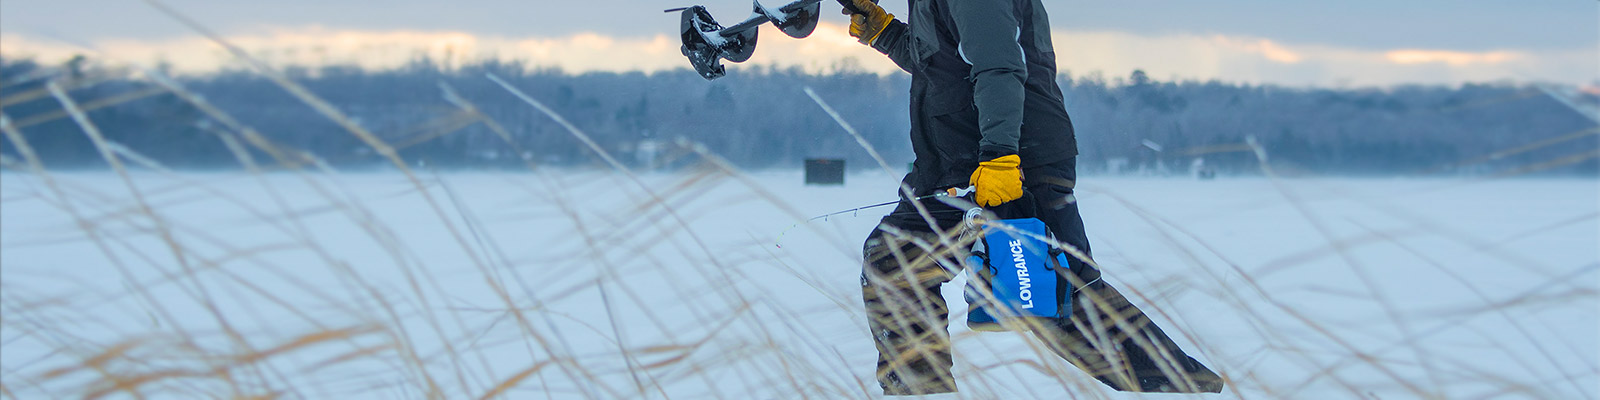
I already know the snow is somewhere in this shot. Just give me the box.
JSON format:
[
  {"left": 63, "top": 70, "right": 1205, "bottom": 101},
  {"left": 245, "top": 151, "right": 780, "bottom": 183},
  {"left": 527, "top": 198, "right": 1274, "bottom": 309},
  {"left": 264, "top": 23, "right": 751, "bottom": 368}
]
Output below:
[
  {"left": 758, "top": 4, "right": 787, "bottom": 25},
  {"left": 2, "top": 170, "right": 1596, "bottom": 399}
]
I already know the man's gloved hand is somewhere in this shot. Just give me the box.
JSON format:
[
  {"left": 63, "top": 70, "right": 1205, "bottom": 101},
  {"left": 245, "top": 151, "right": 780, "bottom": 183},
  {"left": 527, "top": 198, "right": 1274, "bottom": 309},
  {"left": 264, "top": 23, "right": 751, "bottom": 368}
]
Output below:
[
  {"left": 841, "top": 0, "right": 893, "bottom": 45},
  {"left": 969, "top": 154, "right": 1023, "bottom": 207}
]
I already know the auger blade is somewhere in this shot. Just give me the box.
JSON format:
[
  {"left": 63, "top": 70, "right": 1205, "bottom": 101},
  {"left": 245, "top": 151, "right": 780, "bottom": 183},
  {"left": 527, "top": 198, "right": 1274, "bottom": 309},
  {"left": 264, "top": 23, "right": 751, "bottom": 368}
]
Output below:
[
  {"left": 721, "top": 9, "right": 760, "bottom": 63},
  {"left": 679, "top": 6, "right": 730, "bottom": 79},
  {"left": 764, "top": 0, "right": 821, "bottom": 38}
]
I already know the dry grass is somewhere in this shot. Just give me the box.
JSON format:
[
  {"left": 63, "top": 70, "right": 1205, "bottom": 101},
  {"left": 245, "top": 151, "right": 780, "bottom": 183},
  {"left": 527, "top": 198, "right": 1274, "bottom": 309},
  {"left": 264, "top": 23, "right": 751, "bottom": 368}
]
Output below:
[{"left": 1, "top": 4, "right": 1597, "bottom": 399}]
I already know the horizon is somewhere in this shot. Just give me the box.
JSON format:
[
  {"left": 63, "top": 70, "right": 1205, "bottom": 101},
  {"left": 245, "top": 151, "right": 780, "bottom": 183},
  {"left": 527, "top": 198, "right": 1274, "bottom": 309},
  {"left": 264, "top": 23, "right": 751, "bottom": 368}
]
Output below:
[{"left": 3, "top": 48, "right": 1595, "bottom": 92}]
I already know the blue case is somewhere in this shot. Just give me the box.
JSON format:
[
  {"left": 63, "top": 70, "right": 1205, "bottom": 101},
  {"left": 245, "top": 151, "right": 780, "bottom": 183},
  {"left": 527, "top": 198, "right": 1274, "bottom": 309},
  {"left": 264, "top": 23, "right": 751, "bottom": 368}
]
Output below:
[{"left": 965, "top": 218, "right": 1066, "bottom": 331}]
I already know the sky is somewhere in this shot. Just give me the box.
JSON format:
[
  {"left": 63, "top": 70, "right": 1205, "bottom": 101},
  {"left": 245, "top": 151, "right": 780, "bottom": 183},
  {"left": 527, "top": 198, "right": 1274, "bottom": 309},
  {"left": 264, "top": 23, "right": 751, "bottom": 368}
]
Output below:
[{"left": 1, "top": 0, "right": 1596, "bottom": 87}]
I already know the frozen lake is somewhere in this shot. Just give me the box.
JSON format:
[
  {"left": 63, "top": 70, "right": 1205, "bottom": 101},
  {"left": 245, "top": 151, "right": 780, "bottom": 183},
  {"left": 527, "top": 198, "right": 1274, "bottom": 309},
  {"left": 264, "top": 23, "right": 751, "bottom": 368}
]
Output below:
[{"left": 2, "top": 169, "right": 1596, "bottom": 399}]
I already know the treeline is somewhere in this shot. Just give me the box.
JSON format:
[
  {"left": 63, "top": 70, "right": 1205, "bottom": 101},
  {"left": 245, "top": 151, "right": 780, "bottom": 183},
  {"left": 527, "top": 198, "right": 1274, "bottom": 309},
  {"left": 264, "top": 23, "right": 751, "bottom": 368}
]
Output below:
[{"left": 1, "top": 57, "right": 1595, "bottom": 176}]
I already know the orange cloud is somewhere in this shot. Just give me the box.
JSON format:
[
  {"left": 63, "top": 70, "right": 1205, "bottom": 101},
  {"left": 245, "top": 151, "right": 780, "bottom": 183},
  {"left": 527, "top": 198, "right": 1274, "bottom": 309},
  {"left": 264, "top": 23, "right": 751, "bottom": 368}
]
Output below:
[
  {"left": 1385, "top": 50, "right": 1519, "bottom": 66},
  {"left": 1211, "top": 36, "right": 1304, "bottom": 64}
]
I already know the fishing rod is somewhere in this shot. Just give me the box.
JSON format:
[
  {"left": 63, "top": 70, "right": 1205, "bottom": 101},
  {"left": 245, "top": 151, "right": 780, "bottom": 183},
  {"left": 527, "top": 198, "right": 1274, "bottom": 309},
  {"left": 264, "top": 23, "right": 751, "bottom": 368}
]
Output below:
[{"left": 775, "top": 186, "right": 974, "bottom": 247}]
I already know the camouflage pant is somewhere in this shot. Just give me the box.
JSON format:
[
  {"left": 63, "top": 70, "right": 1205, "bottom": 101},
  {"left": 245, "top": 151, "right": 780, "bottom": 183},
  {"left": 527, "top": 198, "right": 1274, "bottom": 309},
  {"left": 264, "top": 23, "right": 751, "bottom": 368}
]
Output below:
[{"left": 861, "top": 228, "right": 961, "bottom": 395}]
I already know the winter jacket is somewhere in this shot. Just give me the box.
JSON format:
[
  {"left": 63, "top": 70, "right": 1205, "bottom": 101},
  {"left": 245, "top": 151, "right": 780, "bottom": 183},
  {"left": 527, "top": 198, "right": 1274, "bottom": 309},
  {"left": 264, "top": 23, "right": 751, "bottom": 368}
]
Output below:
[{"left": 872, "top": 0, "right": 1078, "bottom": 229}]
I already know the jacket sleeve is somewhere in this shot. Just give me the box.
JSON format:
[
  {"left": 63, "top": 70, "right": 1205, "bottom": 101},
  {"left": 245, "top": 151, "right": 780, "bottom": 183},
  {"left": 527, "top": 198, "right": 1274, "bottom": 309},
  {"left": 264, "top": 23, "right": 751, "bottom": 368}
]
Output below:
[
  {"left": 869, "top": 19, "right": 916, "bottom": 73},
  {"left": 950, "top": 0, "right": 1026, "bottom": 157}
]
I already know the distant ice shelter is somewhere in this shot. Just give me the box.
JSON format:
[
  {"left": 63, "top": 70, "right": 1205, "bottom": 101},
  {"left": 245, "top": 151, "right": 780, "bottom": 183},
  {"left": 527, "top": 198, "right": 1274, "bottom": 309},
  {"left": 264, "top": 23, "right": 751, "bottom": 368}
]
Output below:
[{"left": 804, "top": 158, "right": 845, "bottom": 185}]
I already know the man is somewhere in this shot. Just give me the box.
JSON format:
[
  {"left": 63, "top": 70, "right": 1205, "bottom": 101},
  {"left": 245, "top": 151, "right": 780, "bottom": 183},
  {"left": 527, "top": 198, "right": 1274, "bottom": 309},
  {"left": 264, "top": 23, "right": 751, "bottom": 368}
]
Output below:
[{"left": 843, "top": 0, "right": 1225, "bottom": 395}]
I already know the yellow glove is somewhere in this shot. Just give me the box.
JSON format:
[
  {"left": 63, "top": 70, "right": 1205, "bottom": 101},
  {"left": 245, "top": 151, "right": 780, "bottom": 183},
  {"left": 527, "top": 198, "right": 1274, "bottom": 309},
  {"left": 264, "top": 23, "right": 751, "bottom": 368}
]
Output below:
[
  {"left": 969, "top": 155, "right": 1023, "bottom": 207},
  {"left": 841, "top": 0, "right": 893, "bottom": 45}
]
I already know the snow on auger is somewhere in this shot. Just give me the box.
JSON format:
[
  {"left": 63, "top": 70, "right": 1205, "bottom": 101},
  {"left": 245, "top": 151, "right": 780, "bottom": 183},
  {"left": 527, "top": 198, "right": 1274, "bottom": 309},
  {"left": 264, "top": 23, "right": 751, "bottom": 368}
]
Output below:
[{"left": 668, "top": 0, "right": 871, "bottom": 80}]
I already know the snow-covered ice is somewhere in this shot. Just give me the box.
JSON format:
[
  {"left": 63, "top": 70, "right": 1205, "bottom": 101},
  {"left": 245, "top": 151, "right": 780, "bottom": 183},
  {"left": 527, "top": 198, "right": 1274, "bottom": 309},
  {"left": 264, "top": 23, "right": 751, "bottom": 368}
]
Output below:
[{"left": 1, "top": 169, "right": 1595, "bottom": 399}]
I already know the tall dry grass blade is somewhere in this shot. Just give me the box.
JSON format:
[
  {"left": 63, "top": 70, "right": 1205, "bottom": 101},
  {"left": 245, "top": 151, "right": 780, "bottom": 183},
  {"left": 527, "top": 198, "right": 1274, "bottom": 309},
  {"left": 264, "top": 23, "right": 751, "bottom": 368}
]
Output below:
[
  {"left": 385, "top": 111, "right": 482, "bottom": 151},
  {"left": 83, "top": 369, "right": 206, "bottom": 400},
  {"left": 227, "top": 326, "right": 381, "bottom": 367},
  {"left": 301, "top": 344, "right": 397, "bottom": 374},
  {"left": 436, "top": 81, "right": 540, "bottom": 172},
  {"left": 1490, "top": 149, "right": 1600, "bottom": 179},
  {"left": 1419, "top": 127, "right": 1599, "bottom": 175},
  {"left": 476, "top": 360, "right": 552, "bottom": 400},
  {"left": 0, "top": 62, "right": 68, "bottom": 89},
  {"left": 103, "top": 141, "right": 170, "bottom": 172},
  {"left": 1497, "top": 212, "right": 1598, "bottom": 245},
  {"left": 0, "top": 72, "right": 125, "bottom": 108},
  {"left": 36, "top": 339, "right": 143, "bottom": 380},
  {"left": 1536, "top": 84, "right": 1600, "bottom": 124},
  {"left": 1433, "top": 89, "right": 1544, "bottom": 113},
  {"left": 9, "top": 86, "right": 169, "bottom": 129},
  {"left": 593, "top": 282, "right": 657, "bottom": 397},
  {"left": 801, "top": 87, "right": 893, "bottom": 174}
]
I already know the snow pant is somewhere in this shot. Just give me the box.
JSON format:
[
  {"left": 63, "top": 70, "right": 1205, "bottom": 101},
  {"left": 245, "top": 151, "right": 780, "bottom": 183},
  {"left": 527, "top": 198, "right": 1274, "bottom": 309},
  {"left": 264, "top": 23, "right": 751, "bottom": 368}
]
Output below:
[{"left": 861, "top": 157, "right": 1224, "bottom": 395}]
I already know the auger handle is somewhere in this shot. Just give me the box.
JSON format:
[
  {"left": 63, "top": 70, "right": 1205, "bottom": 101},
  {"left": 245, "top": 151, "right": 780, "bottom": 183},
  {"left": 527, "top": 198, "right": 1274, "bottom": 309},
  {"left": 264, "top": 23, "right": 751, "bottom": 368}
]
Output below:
[
  {"left": 837, "top": 0, "right": 877, "bottom": 15},
  {"left": 720, "top": 13, "right": 774, "bottom": 35}
]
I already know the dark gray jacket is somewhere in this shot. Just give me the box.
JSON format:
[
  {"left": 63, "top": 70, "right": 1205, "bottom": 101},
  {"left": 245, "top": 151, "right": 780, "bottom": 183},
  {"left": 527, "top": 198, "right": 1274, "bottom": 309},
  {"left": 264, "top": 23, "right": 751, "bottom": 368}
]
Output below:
[{"left": 871, "top": 0, "right": 1077, "bottom": 194}]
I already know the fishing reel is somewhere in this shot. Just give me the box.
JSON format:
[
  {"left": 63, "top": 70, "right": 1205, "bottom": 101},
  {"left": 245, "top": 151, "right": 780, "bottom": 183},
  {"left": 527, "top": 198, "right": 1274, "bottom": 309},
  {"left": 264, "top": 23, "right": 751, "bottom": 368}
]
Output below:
[{"left": 671, "top": 0, "right": 871, "bottom": 80}]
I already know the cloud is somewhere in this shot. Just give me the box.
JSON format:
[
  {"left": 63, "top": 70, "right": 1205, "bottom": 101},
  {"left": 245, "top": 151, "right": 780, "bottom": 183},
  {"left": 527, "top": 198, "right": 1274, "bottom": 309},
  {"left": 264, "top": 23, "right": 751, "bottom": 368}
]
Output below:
[
  {"left": 1, "top": 25, "right": 1593, "bottom": 87},
  {"left": 1385, "top": 50, "right": 1519, "bottom": 66},
  {"left": 1210, "top": 36, "right": 1304, "bottom": 64}
]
